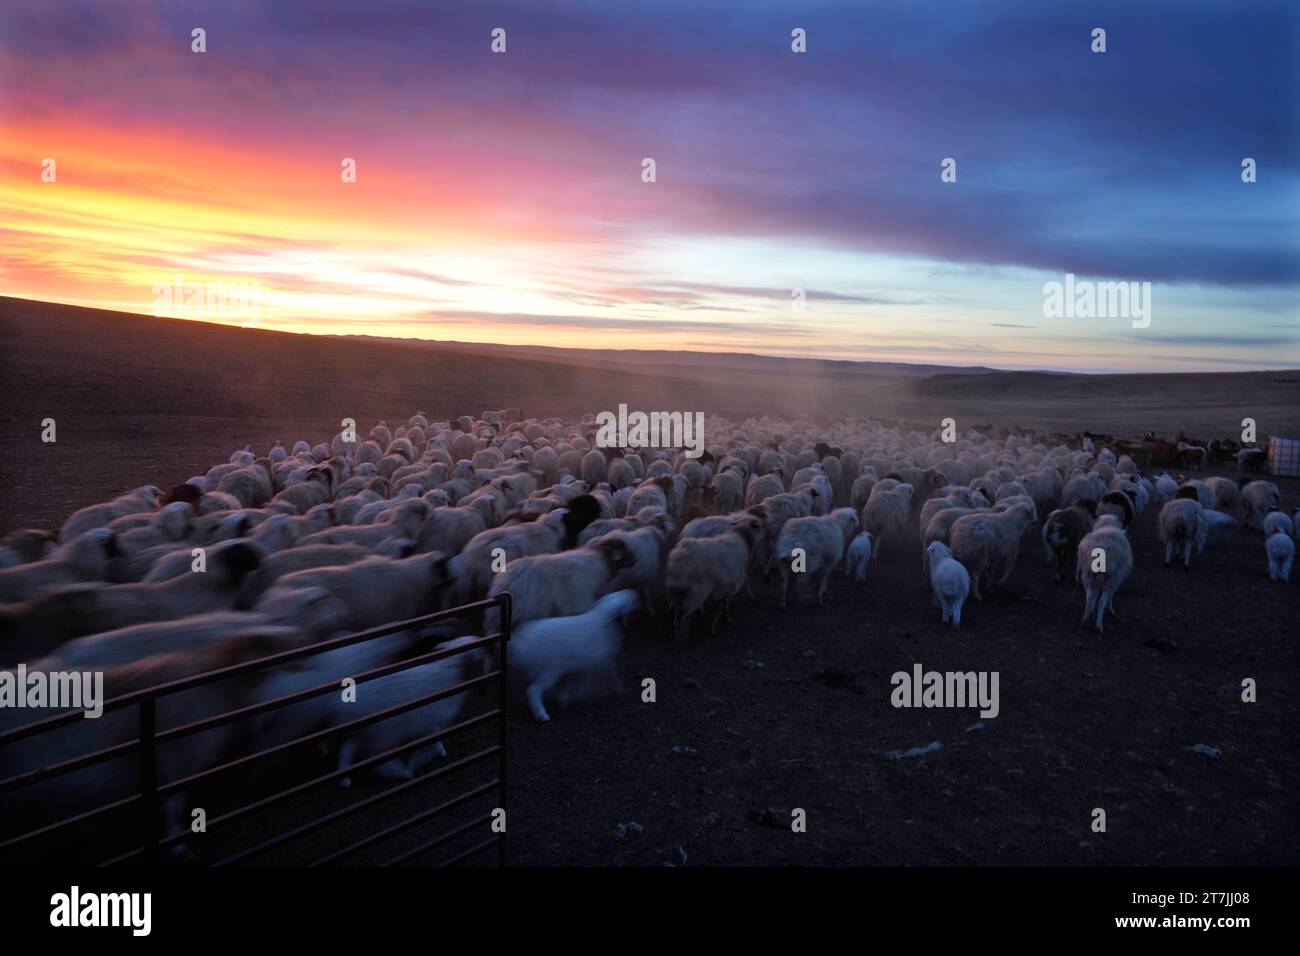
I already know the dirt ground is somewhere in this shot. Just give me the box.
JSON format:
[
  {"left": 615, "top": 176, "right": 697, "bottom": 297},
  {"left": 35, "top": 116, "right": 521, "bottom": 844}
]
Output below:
[{"left": 0, "top": 297, "right": 1297, "bottom": 866}]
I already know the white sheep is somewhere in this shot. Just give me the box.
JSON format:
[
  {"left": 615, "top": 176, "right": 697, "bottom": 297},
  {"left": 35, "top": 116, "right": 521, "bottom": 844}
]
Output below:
[
  {"left": 948, "top": 499, "right": 1036, "bottom": 599},
  {"left": 510, "top": 590, "right": 638, "bottom": 722},
  {"left": 332, "top": 634, "right": 489, "bottom": 786},
  {"left": 844, "top": 531, "right": 873, "bottom": 582},
  {"left": 860, "top": 482, "right": 913, "bottom": 561},
  {"left": 486, "top": 536, "right": 632, "bottom": 631},
  {"left": 1242, "top": 480, "right": 1281, "bottom": 531},
  {"left": 0, "top": 540, "right": 264, "bottom": 665},
  {"left": 666, "top": 529, "right": 752, "bottom": 640},
  {"left": 256, "top": 550, "right": 454, "bottom": 632},
  {"left": 775, "top": 508, "right": 859, "bottom": 607},
  {"left": 1158, "top": 498, "right": 1206, "bottom": 570},
  {"left": 1262, "top": 510, "right": 1294, "bottom": 540},
  {"left": 0, "top": 528, "right": 118, "bottom": 603},
  {"left": 59, "top": 486, "right": 162, "bottom": 542},
  {"left": 925, "top": 541, "right": 971, "bottom": 627},
  {"left": 1075, "top": 514, "right": 1132, "bottom": 634},
  {"left": 1266, "top": 530, "right": 1294, "bottom": 583}
]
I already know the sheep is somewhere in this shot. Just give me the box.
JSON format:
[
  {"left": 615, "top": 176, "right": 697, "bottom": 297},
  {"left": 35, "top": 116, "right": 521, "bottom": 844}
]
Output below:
[
  {"left": 256, "top": 550, "right": 454, "bottom": 633},
  {"left": 1178, "top": 480, "right": 1215, "bottom": 511},
  {"left": 298, "top": 498, "right": 430, "bottom": 549},
  {"left": 627, "top": 476, "right": 673, "bottom": 517},
  {"left": 332, "top": 634, "right": 489, "bottom": 786},
  {"left": 31, "top": 607, "right": 322, "bottom": 671},
  {"left": 1041, "top": 501, "right": 1095, "bottom": 583},
  {"left": 0, "top": 528, "right": 118, "bottom": 603},
  {"left": 0, "top": 635, "right": 293, "bottom": 848},
  {"left": 948, "top": 499, "right": 1036, "bottom": 599},
  {"left": 860, "top": 482, "right": 913, "bottom": 560},
  {"left": 844, "top": 530, "right": 873, "bottom": 582},
  {"left": 1241, "top": 480, "right": 1281, "bottom": 531},
  {"left": 849, "top": 473, "right": 878, "bottom": 513},
  {"left": 510, "top": 590, "right": 638, "bottom": 722},
  {"left": 486, "top": 536, "right": 632, "bottom": 631},
  {"left": 1263, "top": 510, "right": 1294, "bottom": 540},
  {"left": 1076, "top": 514, "right": 1132, "bottom": 633},
  {"left": 744, "top": 471, "right": 785, "bottom": 507},
  {"left": 413, "top": 505, "right": 487, "bottom": 556},
  {"left": 1152, "top": 473, "right": 1179, "bottom": 505},
  {"left": 457, "top": 497, "right": 602, "bottom": 599},
  {"left": 1266, "top": 530, "right": 1295, "bottom": 583},
  {"left": 590, "top": 526, "right": 669, "bottom": 611},
  {"left": 59, "top": 486, "right": 162, "bottom": 542},
  {"left": 0, "top": 540, "right": 264, "bottom": 665},
  {"left": 1205, "top": 476, "right": 1241, "bottom": 515},
  {"left": 0, "top": 529, "right": 57, "bottom": 569},
  {"left": 606, "top": 457, "right": 637, "bottom": 490},
  {"left": 1200, "top": 509, "right": 1237, "bottom": 551},
  {"left": 270, "top": 469, "right": 334, "bottom": 514},
  {"left": 1062, "top": 473, "right": 1105, "bottom": 508},
  {"left": 237, "top": 539, "right": 411, "bottom": 605},
  {"left": 666, "top": 529, "right": 751, "bottom": 640},
  {"left": 775, "top": 508, "right": 859, "bottom": 607},
  {"left": 1096, "top": 490, "right": 1134, "bottom": 529},
  {"left": 1158, "top": 498, "right": 1206, "bottom": 570},
  {"left": 792, "top": 473, "right": 833, "bottom": 516},
  {"left": 217, "top": 464, "right": 273, "bottom": 508},
  {"left": 710, "top": 468, "right": 745, "bottom": 514},
  {"left": 995, "top": 480, "right": 1029, "bottom": 503},
  {"left": 102, "top": 501, "right": 195, "bottom": 572},
  {"left": 925, "top": 541, "right": 971, "bottom": 627}
]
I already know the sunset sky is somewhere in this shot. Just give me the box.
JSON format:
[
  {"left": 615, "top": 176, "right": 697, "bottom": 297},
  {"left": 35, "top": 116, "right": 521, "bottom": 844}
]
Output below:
[{"left": 1, "top": 0, "right": 1297, "bottom": 372}]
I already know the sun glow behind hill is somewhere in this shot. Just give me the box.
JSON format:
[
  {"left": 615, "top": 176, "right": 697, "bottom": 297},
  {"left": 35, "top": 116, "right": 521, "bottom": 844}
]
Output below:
[{"left": 0, "top": 1, "right": 1297, "bottom": 372}]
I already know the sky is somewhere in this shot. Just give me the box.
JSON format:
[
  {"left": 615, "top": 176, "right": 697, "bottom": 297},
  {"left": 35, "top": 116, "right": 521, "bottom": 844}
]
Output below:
[{"left": 1, "top": 0, "right": 1297, "bottom": 373}]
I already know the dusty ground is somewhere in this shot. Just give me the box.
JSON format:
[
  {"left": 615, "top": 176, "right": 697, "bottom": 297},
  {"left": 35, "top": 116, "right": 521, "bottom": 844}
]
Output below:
[{"left": 0, "top": 297, "right": 1297, "bottom": 866}]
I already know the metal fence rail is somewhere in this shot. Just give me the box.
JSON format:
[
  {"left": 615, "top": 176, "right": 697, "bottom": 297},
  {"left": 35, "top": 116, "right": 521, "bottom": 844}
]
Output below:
[{"left": 0, "top": 592, "right": 512, "bottom": 866}]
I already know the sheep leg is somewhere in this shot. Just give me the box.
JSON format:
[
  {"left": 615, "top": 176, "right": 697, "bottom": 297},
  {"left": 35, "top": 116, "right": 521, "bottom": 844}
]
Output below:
[
  {"left": 1080, "top": 586, "right": 1097, "bottom": 629},
  {"left": 952, "top": 598, "right": 963, "bottom": 628},
  {"left": 336, "top": 736, "right": 357, "bottom": 789},
  {"left": 673, "top": 607, "right": 694, "bottom": 642},
  {"left": 815, "top": 569, "right": 829, "bottom": 605},
  {"left": 525, "top": 681, "right": 552, "bottom": 722},
  {"left": 1095, "top": 590, "right": 1111, "bottom": 633}
]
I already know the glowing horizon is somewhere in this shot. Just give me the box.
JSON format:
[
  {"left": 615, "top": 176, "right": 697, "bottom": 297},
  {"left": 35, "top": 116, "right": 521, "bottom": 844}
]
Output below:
[{"left": 1, "top": 1, "right": 1297, "bottom": 373}]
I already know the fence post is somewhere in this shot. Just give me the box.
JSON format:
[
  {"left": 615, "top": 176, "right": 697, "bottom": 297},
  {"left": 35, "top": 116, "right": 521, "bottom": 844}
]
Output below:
[
  {"left": 497, "top": 592, "right": 511, "bottom": 867},
  {"left": 139, "top": 695, "right": 161, "bottom": 864}
]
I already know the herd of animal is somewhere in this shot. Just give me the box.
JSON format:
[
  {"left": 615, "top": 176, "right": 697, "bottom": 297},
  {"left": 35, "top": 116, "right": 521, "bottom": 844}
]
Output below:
[{"left": 0, "top": 410, "right": 1294, "bottom": 850}]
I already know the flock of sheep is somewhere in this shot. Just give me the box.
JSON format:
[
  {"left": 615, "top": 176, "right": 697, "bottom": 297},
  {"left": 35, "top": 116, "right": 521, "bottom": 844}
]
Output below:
[{"left": 0, "top": 409, "right": 1295, "bottom": 852}]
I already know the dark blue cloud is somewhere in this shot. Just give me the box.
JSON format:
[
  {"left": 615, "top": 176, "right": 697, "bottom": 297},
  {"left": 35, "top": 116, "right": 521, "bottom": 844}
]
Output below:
[{"left": 5, "top": 0, "right": 1297, "bottom": 286}]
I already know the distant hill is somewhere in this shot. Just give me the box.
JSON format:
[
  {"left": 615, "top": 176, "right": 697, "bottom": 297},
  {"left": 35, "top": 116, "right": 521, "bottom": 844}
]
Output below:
[{"left": 331, "top": 333, "right": 1004, "bottom": 378}]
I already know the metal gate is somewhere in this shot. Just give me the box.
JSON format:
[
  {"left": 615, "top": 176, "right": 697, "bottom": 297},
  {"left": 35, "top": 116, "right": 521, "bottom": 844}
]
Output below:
[{"left": 0, "top": 593, "right": 511, "bottom": 866}]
